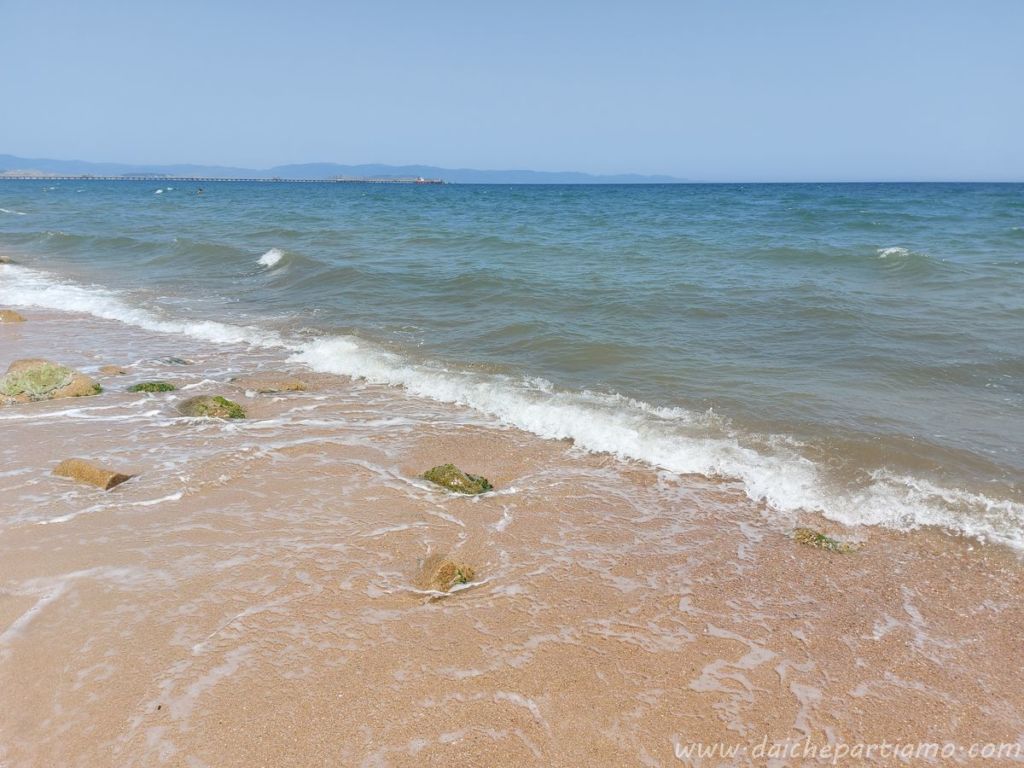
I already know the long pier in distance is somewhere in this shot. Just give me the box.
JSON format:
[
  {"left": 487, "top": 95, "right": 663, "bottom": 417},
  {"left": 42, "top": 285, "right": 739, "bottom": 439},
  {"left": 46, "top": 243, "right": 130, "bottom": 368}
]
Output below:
[{"left": 0, "top": 175, "right": 445, "bottom": 184}]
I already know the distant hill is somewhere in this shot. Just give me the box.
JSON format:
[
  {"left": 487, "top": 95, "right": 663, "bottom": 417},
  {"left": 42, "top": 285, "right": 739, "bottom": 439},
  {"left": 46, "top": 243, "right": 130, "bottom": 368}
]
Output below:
[{"left": 0, "top": 154, "right": 687, "bottom": 184}]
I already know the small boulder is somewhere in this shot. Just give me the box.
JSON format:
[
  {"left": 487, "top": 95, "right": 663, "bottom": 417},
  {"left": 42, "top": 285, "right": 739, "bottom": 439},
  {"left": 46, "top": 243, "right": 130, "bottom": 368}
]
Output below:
[
  {"left": 231, "top": 373, "right": 307, "bottom": 393},
  {"left": 423, "top": 464, "right": 493, "bottom": 495},
  {"left": 128, "top": 381, "right": 176, "bottom": 393},
  {"left": 419, "top": 555, "right": 477, "bottom": 592},
  {"left": 0, "top": 359, "right": 101, "bottom": 404},
  {"left": 794, "top": 527, "right": 857, "bottom": 553},
  {"left": 99, "top": 365, "right": 128, "bottom": 376},
  {"left": 178, "top": 395, "right": 246, "bottom": 419},
  {"left": 0, "top": 309, "right": 25, "bottom": 323},
  {"left": 53, "top": 458, "right": 133, "bottom": 491}
]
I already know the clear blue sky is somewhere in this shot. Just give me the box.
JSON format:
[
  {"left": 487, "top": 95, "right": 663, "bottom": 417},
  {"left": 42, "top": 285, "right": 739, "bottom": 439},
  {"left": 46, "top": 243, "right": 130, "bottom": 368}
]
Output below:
[{"left": 2, "top": 0, "right": 1022, "bottom": 181}]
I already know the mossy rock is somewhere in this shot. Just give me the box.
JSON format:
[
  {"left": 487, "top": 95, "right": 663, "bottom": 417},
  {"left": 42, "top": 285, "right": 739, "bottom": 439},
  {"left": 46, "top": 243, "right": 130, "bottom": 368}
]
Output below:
[
  {"left": 423, "top": 464, "right": 493, "bottom": 495},
  {"left": 178, "top": 395, "right": 246, "bottom": 419},
  {"left": 128, "top": 381, "right": 176, "bottom": 393},
  {"left": 794, "top": 527, "right": 857, "bottom": 553},
  {"left": 0, "top": 359, "right": 100, "bottom": 404},
  {"left": 418, "top": 554, "right": 476, "bottom": 592},
  {"left": 432, "top": 561, "right": 476, "bottom": 591}
]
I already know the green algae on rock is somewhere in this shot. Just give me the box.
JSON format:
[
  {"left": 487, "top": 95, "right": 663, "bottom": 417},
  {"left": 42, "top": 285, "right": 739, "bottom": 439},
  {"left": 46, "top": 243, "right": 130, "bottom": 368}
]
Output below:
[
  {"left": 431, "top": 560, "right": 476, "bottom": 591},
  {"left": 0, "top": 359, "right": 101, "bottom": 404},
  {"left": 794, "top": 527, "right": 857, "bottom": 553},
  {"left": 128, "top": 381, "right": 176, "bottom": 393},
  {"left": 422, "top": 464, "right": 493, "bottom": 495},
  {"left": 178, "top": 395, "right": 246, "bottom": 419},
  {"left": 418, "top": 553, "right": 477, "bottom": 592}
]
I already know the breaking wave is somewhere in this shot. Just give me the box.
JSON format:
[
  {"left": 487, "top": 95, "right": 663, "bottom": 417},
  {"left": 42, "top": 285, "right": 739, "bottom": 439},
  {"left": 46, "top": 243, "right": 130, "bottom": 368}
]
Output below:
[
  {"left": 2, "top": 262, "right": 1021, "bottom": 549},
  {"left": 258, "top": 248, "right": 285, "bottom": 268}
]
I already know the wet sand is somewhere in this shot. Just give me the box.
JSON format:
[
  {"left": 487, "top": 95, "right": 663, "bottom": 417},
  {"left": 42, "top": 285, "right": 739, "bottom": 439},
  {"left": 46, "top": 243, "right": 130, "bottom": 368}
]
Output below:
[{"left": 1, "top": 309, "right": 1022, "bottom": 766}]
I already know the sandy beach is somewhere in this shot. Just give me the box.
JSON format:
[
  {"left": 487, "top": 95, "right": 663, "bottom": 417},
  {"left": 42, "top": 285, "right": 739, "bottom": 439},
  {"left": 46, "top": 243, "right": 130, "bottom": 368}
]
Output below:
[{"left": 0, "top": 307, "right": 1021, "bottom": 766}]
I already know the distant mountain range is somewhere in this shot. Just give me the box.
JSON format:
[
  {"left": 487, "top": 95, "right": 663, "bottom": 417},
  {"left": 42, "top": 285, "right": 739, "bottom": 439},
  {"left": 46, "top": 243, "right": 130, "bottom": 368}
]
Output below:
[{"left": 0, "top": 154, "right": 687, "bottom": 184}]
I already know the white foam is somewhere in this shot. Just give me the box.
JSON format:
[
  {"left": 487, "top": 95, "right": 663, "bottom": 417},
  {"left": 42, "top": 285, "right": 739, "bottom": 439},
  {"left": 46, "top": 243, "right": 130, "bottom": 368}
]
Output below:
[
  {"left": 289, "top": 336, "right": 1024, "bottom": 547},
  {"left": 877, "top": 246, "right": 911, "bottom": 258},
  {"left": 258, "top": 248, "right": 284, "bottom": 268},
  {"left": 3, "top": 262, "right": 1021, "bottom": 548},
  {"left": 0, "top": 263, "right": 285, "bottom": 348},
  {"left": 154, "top": 189, "right": 163, "bottom": 195},
  {"left": 0, "top": 207, "right": 27, "bottom": 216}
]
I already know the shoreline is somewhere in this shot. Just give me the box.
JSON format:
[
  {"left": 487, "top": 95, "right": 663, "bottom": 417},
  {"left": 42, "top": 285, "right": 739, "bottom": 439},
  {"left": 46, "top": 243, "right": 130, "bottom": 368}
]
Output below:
[
  {"left": 2, "top": 258, "right": 1020, "bottom": 552},
  {"left": 1, "top": 306, "right": 1022, "bottom": 765}
]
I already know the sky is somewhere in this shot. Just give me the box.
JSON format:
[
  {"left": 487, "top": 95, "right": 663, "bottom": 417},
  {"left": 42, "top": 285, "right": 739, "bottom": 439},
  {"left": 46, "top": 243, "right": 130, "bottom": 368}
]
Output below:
[{"left": 1, "top": 0, "right": 1022, "bottom": 181}]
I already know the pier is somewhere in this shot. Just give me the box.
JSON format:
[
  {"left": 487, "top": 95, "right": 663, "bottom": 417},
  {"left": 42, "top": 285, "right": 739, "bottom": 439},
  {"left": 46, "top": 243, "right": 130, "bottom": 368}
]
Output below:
[{"left": 0, "top": 175, "right": 445, "bottom": 184}]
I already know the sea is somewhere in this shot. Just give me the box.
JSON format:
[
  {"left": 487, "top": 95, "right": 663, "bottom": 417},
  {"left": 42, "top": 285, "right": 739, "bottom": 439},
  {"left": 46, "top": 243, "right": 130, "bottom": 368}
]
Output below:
[{"left": 1, "top": 180, "right": 1022, "bottom": 547}]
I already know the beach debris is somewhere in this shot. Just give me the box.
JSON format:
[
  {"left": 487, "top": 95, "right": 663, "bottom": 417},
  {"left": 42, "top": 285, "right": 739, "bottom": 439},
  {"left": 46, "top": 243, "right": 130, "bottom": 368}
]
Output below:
[
  {"left": 0, "top": 309, "right": 25, "bottom": 323},
  {"left": 423, "top": 464, "right": 493, "bottom": 495},
  {"left": 230, "top": 372, "right": 307, "bottom": 393},
  {"left": 178, "top": 395, "right": 246, "bottom": 419},
  {"left": 793, "top": 527, "right": 857, "bottom": 553},
  {"left": 0, "top": 359, "right": 101, "bottom": 404},
  {"left": 53, "top": 458, "right": 133, "bottom": 491},
  {"left": 128, "top": 381, "right": 176, "bottom": 393},
  {"left": 99, "top": 365, "right": 128, "bottom": 376}
]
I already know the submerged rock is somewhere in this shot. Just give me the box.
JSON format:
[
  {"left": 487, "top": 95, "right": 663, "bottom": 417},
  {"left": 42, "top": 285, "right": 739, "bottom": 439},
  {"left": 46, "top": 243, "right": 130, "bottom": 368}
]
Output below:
[
  {"left": 53, "top": 458, "right": 133, "bottom": 491},
  {"left": 422, "top": 464, "right": 493, "bottom": 495},
  {"left": 421, "top": 555, "right": 477, "bottom": 592},
  {"left": 0, "top": 309, "right": 25, "bottom": 323},
  {"left": 231, "top": 373, "right": 307, "bottom": 393},
  {"left": 128, "top": 381, "right": 176, "bottom": 393},
  {"left": 99, "top": 365, "right": 128, "bottom": 376},
  {"left": 0, "top": 359, "right": 101, "bottom": 404},
  {"left": 160, "top": 357, "right": 193, "bottom": 366},
  {"left": 794, "top": 527, "right": 857, "bottom": 553},
  {"left": 178, "top": 395, "right": 246, "bottom": 419}
]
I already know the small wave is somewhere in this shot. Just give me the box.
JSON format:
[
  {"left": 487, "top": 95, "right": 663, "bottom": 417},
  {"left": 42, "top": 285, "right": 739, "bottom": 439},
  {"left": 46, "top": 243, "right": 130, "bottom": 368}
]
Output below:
[
  {"left": 0, "top": 207, "right": 27, "bottom": 216},
  {"left": 877, "top": 246, "right": 911, "bottom": 258},
  {"left": 154, "top": 189, "right": 163, "bottom": 195},
  {"left": 2, "top": 262, "right": 1021, "bottom": 549},
  {"left": 0, "top": 263, "right": 282, "bottom": 347},
  {"left": 258, "top": 248, "right": 285, "bottom": 268}
]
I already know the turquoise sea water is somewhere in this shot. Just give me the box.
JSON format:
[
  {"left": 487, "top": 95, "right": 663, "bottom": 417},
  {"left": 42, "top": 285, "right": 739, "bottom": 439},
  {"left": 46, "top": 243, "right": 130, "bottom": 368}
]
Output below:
[{"left": 1, "top": 181, "right": 1022, "bottom": 544}]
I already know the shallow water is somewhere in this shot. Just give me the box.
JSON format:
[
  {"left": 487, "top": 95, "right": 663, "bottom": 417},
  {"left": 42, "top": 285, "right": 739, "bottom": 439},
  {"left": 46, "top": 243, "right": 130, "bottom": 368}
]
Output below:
[
  {"left": 1, "top": 180, "right": 1022, "bottom": 546},
  {"left": 1, "top": 311, "right": 1022, "bottom": 766}
]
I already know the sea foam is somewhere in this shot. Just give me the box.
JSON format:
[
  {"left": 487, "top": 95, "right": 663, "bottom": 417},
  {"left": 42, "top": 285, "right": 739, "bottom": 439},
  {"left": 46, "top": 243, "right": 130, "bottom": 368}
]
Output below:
[
  {"left": 258, "top": 248, "right": 284, "bottom": 268},
  {"left": 2, "top": 262, "right": 1022, "bottom": 549},
  {"left": 877, "top": 246, "right": 911, "bottom": 258}
]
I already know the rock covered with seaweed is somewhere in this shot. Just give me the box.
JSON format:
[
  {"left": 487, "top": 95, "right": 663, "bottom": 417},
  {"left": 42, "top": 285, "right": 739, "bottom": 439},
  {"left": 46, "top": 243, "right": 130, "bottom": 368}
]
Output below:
[
  {"left": 178, "top": 395, "right": 246, "bottom": 419},
  {"left": 422, "top": 464, "right": 493, "bottom": 495},
  {"left": 0, "top": 359, "right": 101, "bottom": 405}
]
